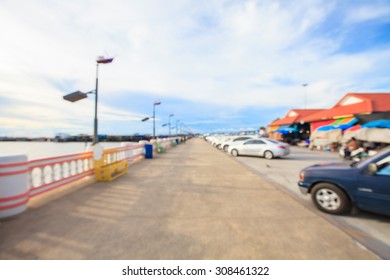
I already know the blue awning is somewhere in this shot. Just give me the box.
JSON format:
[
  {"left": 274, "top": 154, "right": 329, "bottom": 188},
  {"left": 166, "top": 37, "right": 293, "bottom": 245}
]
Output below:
[
  {"left": 276, "top": 126, "right": 297, "bottom": 135},
  {"left": 316, "top": 118, "right": 358, "bottom": 132},
  {"left": 361, "top": 119, "right": 390, "bottom": 129},
  {"left": 317, "top": 124, "right": 353, "bottom": 131}
]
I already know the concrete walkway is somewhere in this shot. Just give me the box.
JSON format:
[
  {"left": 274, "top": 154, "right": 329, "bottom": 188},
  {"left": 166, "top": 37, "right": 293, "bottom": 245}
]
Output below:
[{"left": 0, "top": 138, "right": 378, "bottom": 259}]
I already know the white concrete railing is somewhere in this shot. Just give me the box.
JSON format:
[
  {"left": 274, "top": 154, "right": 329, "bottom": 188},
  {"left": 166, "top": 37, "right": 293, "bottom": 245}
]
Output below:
[
  {"left": 0, "top": 143, "right": 146, "bottom": 218},
  {"left": 29, "top": 151, "right": 95, "bottom": 198},
  {"left": 150, "top": 137, "right": 179, "bottom": 151},
  {"left": 0, "top": 139, "right": 181, "bottom": 218}
]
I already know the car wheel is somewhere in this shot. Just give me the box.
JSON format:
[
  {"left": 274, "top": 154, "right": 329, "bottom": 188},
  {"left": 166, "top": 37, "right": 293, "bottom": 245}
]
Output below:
[
  {"left": 223, "top": 145, "right": 229, "bottom": 152},
  {"left": 311, "top": 183, "right": 351, "bottom": 215},
  {"left": 264, "top": 150, "right": 274, "bottom": 159},
  {"left": 216, "top": 144, "right": 221, "bottom": 149},
  {"left": 231, "top": 149, "right": 239, "bottom": 157}
]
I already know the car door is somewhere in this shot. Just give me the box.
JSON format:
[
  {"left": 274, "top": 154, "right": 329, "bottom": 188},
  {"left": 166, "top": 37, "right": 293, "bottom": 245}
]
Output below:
[
  {"left": 230, "top": 137, "right": 252, "bottom": 152},
  {"left": 241, "top": 139, "right": 266, "bottom": 156},
  {"left": 356, "top": 155, "right": 390, "bottom": 215}
]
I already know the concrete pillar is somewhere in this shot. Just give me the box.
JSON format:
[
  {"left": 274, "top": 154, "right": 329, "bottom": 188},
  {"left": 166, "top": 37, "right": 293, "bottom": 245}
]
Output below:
[{"left": 0, "top": 155, "right": 30, "bottom": 218}]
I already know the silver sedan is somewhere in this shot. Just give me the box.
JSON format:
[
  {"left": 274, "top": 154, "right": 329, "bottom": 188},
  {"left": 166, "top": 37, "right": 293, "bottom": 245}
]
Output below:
[{"left": 228, "top": 138, "right": 290, "bottom": 159}]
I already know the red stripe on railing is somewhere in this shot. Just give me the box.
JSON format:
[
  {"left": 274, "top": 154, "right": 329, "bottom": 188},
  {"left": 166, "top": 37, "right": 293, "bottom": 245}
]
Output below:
[
  {"left": 126, "top": 154, "right": 144, "bottom": 161},
  {"left": 29, "top": 170, "right": 95, "bottom": 198},
  {"left": 0, "top": 190, "right": 30, "bottom": 202},
  {"left": 0, "top": 161, "right": 29, "bottom": 168},
  {"left": 29, "top": 158, "right": 92, "bottom": 170},
  {"left": 0, "top": 168, "right": 30, "bottom": 177},
  {"left": 29, "top": 152, "right": 93, "bottom": 165},
  {"left": 103, "top": 145, "right": 144, "bottom": 154},
  {"left": 0, "top": 198, "right": 29, "bottom": 211}
]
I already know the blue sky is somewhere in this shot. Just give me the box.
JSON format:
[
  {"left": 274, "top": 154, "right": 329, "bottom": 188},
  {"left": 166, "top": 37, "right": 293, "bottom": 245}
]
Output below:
[{"left": 1, "top": 0, "right": 390, "bottom": 137}]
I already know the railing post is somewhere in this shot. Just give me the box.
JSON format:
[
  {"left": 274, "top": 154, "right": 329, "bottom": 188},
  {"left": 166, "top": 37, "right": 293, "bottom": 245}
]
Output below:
[
  {"left": 92, "top": 144, "right": 105, "bottom": 180},
  {"left": 0, "top": 155, "right": 30, "bottom": 218}
]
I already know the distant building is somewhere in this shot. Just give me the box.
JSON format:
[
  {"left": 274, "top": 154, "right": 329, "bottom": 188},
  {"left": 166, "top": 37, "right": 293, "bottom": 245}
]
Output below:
[
  {"left": 267, "top": 109, "right": 323, "bottom": 142},
  {"left": 54, "top": 133, "right": 71, "bottom": 142},
  {"left": 300, "top": 93, "right": 390, "bottom": 132},
  {"left": 267, "top": 93, "right": 390, "bottom": 145}
]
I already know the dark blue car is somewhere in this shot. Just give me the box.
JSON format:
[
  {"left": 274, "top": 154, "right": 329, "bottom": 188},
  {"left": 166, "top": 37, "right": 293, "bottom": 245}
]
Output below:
[{"left": 298, "top": 146, "right": 390, "bottom": 215}]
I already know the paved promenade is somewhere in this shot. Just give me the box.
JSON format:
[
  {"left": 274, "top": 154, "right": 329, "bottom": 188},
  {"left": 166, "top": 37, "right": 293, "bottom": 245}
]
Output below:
[{"left": 0, "top": 138, "right": 378, "bottom": 259}]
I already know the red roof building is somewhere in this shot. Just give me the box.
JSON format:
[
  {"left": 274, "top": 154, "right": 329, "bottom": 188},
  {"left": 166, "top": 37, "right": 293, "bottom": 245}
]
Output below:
[
  {"left": 302, "top": 93, "right": 390, "bottom": 123},
  {"left": 268, "top": 109, "right": 323, "bottom": 127},
  {"left": 301, "top": 93, "right": 390, "bottom": 132},
  {"left": 266, "top": 93, "right": 390, "bottom": 142},
  {"left": 267, "top": 109, "right": 322, "bottom": 142}
]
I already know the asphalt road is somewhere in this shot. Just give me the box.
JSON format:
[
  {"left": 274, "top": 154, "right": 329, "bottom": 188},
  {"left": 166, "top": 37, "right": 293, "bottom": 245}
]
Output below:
[{"left": 228, "top": 146, "right": 390, "bottom": 259}]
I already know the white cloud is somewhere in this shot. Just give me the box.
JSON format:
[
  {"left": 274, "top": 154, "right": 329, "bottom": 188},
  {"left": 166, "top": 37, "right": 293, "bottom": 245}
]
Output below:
[
  {"left": 0, "top": 0, "right": 389, "bottom": 136},
  {"left": 345, "top": 3, "right": 390, "bottom": 23}
]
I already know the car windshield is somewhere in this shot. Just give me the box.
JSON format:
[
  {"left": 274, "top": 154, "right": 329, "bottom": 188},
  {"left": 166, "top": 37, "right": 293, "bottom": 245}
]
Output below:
[
  {"left": 234, "top": 137, "right": 249, "bottom": 141},
  {"left": 352, "top": 146, "right": 390, "bottom": 168},
  {"left": 266, "top": 139, "right": 278, "bottom": 144},
  {"left": 351, "top": 154, "right": 374, "bottom": 167}
]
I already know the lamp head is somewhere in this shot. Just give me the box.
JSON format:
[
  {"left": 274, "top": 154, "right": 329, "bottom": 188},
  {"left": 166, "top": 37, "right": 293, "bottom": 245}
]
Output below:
[
  {"left": 63, "top": 91, "right": 88, "bottom": 102},
  {"left": 97, "top": 56, "right": 114, "bottom": 64}
]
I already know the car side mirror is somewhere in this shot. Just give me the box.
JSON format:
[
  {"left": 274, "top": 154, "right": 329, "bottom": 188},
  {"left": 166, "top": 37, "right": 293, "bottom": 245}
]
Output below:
[{"left": 367, "top": 163, "right": 378, "bottom": 175}]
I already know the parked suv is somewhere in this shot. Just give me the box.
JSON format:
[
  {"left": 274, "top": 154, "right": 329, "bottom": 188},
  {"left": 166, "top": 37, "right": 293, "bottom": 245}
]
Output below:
[{"left": 298, "top": 146, "right": 390, "bottom": 216}]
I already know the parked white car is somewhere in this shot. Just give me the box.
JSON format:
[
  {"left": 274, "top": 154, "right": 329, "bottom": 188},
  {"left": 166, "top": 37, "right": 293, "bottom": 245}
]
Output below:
[
  {"left": 214, "top": 135, "right": 235, "bottom": 149},
  {"left": 205, "top": 135, "right": 219, "bottom": 145},
  {"left": 221, "top": 135, "right": 259, "bottom": 152},
  {"left": 209, "top": 135, "right": 227, "bottom": 148},
  {"left": 228, "top": 138, "right": 290, "bottom": 159},
  {"left": 207, "top": 135, "right": 225, "bottom": 147}
]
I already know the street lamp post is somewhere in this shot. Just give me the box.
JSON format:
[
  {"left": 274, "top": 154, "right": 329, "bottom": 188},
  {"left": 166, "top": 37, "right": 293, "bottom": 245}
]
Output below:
[
  {"left": 169, "top": 114, "right": 174, "bottom": 137},
  {"left": 94, "top": 63, "right": 99, "bottom": 144},
  {"left": 94, "top": 56, "right": 113, "bottom": 144},
  {"left": 63, "top": 56, "right": 113, "bottom": 145},
  {"left": 176, "top": 119, "right": 180, "bottom": 136},
  {"left": 153, "top": 101, "right": 161, "bottom": 139},
  {"left": 161, "top": 114, "right": 175, "bottom": 137},
  {"left": 302, "top": 83, "right": 308, "bottom": 109}
]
